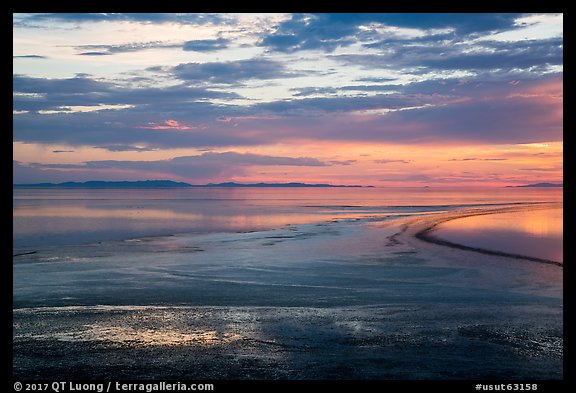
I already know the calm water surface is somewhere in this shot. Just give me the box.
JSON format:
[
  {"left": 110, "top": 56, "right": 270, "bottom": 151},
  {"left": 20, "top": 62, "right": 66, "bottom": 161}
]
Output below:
[
  {"left": 433, "top": 207, "right": 563, "bottom": 263},
  {"left": 13, "top": 187, "right": 562, "bottom": 257}
]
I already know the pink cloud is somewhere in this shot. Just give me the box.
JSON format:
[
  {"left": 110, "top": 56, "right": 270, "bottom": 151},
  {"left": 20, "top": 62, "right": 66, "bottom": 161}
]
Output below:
[{"left": 140, "top": 119, "right": 205, "bottom": 131}]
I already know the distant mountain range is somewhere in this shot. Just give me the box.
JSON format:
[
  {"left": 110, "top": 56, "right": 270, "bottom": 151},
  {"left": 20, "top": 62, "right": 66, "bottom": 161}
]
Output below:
[
  {"left": 14, "top": 180, "right": 191, "bottom": 188},
  {"left": 506, "top": 182, "right": 563, "bottom": 188},
  {"left": 13, "top": 180, "right": 370, "bottom": 188}
]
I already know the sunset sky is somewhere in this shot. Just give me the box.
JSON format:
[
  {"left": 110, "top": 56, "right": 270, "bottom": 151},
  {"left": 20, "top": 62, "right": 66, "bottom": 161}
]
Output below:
[{"left": 13, "top": 13, "right": 563, "bottom": 186}]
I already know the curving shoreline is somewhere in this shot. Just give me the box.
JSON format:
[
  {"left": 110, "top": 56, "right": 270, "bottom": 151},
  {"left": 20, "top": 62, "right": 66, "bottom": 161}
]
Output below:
[{"left": 393, "top": 202, "right": 563, "bottom": 267}]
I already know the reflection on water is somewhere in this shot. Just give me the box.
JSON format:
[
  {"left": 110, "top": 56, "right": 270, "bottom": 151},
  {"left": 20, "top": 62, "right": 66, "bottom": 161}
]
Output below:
[
  {"left": 13, "top": 192, "right": 326, "bottom": 247},
  {"left": 14, "top": 306, "right": 245, "bottom": 347},
  {"left": 81, "top": 325, "right": 243, "bottom": 347},
  {"left": 18, "top": 324, "right": 243, "bottom": 347},
  {"left": 13, "top": 187, "right": 562, "bottom": 248},
  {"left": 433, "top": 207, "right": 563, "bottom": 263},
  {"left": 13, "top": 205, "right": 204, "bottom": 220}
]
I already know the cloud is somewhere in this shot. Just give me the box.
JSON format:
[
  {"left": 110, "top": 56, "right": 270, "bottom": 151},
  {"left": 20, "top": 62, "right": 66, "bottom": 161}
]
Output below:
[
  {"left": 171, "top": 58, "right": 303, "bottom": 84},
  {"left": 518, "top": 167, "right": 561, "bottom": 172},
  {"left": 13, "top": 160, "right": 99, "bottom": 184},
  {"left": 259, "top": 13, "right": 524, "bottom": 53},
  {"left": 13, "top": 73, "right": 562, "bottom": 150},
  {"left": 355, "top": 77, "right": 397, "bottom": 83},
  {"left": 291, "top": 85, "right": 397, "bottom": 97},
  {"left": 377, "top": 92, "right": 561, "bottom": 144},
  {"left": 12, "top": 74, "right": 240, "bottom": 113},
  {"left": 378, "top": 173, "right": 434, "bottom": 183},
  {"left": 13, "top": 74, "right": 113, "bottom": 94},
  {"left": 448, "top": 158, "right": 508, "bottom": 161},
  {"left": 29, "top": 152, "right": 329, "bottom": 170},
  {"left": 251, "top": 77, "right": 562, "bottom": 145},
  {"left": 66, "top": 33, "right": 247, "bottom": 57},
  {"left": 195, "top": 152, "right": 328, "bottom": 166},
  {"left": 52, "top": 150, "right": 75, "bottom": 153},
  {"left": 374, "top": 159, "right": 409, "bottom": 164},
  {"left": 13, "top": 54, "right": 47, "bottom": 59},
  {"left": 182, "top": 38, "right": 229, "bottom": 52},
  {"left": 259, "top": 14, "right": 359, "bottom": 53},
  {"left": 93, "top": 145, "right": 158, "bottom": 152},
  {"left": 290, "top": 87, "right": 338, "bottom": 97},
  {"left": 13, "top": 110, "right": 256, "bottom": 150},
  {"left": 366, "top": 13, "right": 523, "bottom": 34},
  {"left": 18, "top": 152, "right": 332, "bottom": 183},
  {"left": 15, "top": 13, "right": 230, "bottom": 26},
  {"left": 74, "top": 41, "right": 180, "bottom": 56},
  {"left": 328, "top": 160, "right": 356, "bottom": 166},
  {"left": 77, "top": 52, "right": 112, "bottom": 56},
  {"left": 254, "top": 93, "right": 447, "bottom": 115},
  {"left": 140, "top": 119, "right": 206, "bottom": 131},
  {"left": 332, "top": 36, "right": 563, "bottom": 78}
]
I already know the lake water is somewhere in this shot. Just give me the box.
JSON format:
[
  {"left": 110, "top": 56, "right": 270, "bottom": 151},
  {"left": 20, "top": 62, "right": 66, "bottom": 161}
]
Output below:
[
  {"left": 13, "top": 187, "right": 562, "bottom": 261},
  {"left": 13, "top": 186, "right": 564, "bottom": 379},
  {"left": 432, "top": 206, "right": 563, "bottom": 263}
]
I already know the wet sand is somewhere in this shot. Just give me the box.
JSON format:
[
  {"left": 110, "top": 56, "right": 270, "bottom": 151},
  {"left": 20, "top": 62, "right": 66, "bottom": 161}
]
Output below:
[{"left": 13, "top": 203, "right": 563, "bottom": 380}]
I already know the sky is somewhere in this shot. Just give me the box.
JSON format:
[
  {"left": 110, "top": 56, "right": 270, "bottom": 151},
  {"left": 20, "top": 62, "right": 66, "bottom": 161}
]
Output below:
[{"left": 13, "top": 13, "right": 563, "bottom": 186}]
